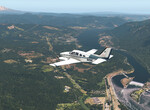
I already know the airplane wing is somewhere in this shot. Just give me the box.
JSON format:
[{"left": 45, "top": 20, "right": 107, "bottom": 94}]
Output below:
[
  {"left": 50, "top": 58, "right": 80, "bottom": 67},
  {"left": 86, "top": 49, "right": 97, "bottom": 54},
  {"left": 92, "top": 58, "right": 106, "bottom": 64}
]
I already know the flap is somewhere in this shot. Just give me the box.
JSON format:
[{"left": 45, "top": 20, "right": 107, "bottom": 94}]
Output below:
[
  {"left": 92, "top": 58, "right": 106, "bottom": 64},
  {"left": 50, "top": 58, "right": 80, "bottom": 67}
]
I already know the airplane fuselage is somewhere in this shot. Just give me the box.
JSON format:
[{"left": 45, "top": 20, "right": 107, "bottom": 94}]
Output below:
[
  {"left": 50, "top": 48, "right": 113, "bottom": 67},
  {"left": 60, "top": 50, "right": 102, "bottom": 62}
]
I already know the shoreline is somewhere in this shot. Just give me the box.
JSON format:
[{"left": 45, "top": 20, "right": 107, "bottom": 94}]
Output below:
[{"left": 105, "top": 69, "right": 134, "bottom": 110}]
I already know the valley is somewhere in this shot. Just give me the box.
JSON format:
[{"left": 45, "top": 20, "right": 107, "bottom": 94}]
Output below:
[{"left": 0, "top": 12, "right": 150, "bottom": 110}]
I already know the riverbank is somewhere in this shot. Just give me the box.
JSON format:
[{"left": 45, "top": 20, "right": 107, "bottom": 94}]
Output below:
[
  {"left": 104, "top": 69, "right": 134, "bottom": 110},
  {"left": 76, "top": 28, "right": 150, "bottom": 109},
  {"left": 105, "top": 70, "right": 126, "bottom": 110},
  {"left": 121, "top": 77, "right": 134, "bottom": 88}
]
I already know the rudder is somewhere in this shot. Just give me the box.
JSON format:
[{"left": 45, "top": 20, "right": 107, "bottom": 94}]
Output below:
[{"left": 99, "top": 48, "right": 112, "bottom": 58}]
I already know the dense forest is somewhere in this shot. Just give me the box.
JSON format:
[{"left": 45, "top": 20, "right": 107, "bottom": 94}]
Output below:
[
  {"left": 0, "top": 22, "right": 133, "bottom": 110},
  {"left": 0, "top": 24, "right": 81, "bottom": 110},
  {"left": 0, "top": 11, "right": 141, "bottom": 110},
  {"left": 99, "top": 19, "right": 150, "bottom": 74}
]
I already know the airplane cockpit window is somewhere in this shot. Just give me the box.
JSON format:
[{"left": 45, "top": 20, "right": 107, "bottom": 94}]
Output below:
[
  {"left": 80, "top": 54, "right": 82, "bottom": 57},
  {"left": 76, "top": 52, "right": 79, "bottom": 56},
  {"left": 71, "top": 52, "right": 75, "bottom": 54}
]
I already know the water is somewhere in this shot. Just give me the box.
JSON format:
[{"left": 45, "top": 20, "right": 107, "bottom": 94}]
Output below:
[
  {"left": 77, "top": 29, "right": 150, "bottom": 87},
  {"left": 77, "top": 29, "right": 104, "bottom": 50},
  {"left": 120, "top": 51, "right": 150, "bottom": 83},
  {"left": 77, "top": 29, "right": 150, "bottom": 110}
]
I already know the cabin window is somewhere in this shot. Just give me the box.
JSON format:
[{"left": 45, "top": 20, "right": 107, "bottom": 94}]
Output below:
[
  {"left": 80, "top": 54, "right": 82, "bottom": 57},
  {"left": 83, "top": 55, "right": 85, "bottom": 57},
  {"left": 76, "top": 52, "right": 79, "bottom": 56}
]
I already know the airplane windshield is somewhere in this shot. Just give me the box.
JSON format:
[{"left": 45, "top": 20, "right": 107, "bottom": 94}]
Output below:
[{"left": 71, "top": 52, "right": 75, "bottom": 54}]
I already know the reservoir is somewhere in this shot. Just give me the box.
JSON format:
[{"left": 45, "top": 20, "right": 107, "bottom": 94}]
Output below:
[{"left": 113, "top": 51, "right": 150, "bottom": 87}]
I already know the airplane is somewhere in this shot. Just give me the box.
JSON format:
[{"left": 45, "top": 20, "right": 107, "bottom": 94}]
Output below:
[{"left": 50, "top": 48, "right": 113, "bottom": 67}]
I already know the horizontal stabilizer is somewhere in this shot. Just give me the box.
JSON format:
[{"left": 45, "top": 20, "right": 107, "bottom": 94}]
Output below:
[
  {"left": 92, "top": 58, "right": 106, "bottom": 64},
  {"left": 109, "top": 55, "right": 113, "bottom": 59}
]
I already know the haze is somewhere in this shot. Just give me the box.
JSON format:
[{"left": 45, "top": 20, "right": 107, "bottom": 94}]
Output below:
[{"left": 1, "top": 0, "right": 150, "bottom": 14}]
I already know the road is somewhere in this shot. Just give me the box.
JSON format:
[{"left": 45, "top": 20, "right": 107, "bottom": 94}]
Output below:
[{"left": 105, "top": 70, "right": 124, "bottom": 110}]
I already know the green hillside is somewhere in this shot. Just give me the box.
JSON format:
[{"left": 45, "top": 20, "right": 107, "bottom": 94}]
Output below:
[
  {"left": 99, "top": 19, "right": 150, "bottom": 73},
  {"left": 0, "top": 23, "right": 132, "bottom": 109}
]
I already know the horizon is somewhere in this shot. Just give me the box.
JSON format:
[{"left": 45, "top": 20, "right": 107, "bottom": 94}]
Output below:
[{"left": 0, "top": 0, "right": 150, "bottom": 14}]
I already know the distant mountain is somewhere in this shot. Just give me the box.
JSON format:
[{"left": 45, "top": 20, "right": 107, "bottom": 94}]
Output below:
[
  {"left": 0, "top": 6, "right": 150, "bottom": 22},
  {"left": 0, "top": 6, "right": 9, "bottom": 11},
  {"left": 99, "top": 19, "right": 150, "bottom": 72},
  {"left": 0, "top": 6, "right": 24, "bottom": 14},
  {"left": 0, "top": 14, "right": 128, "bottom": 28},
  {"left": 81, "top": 12, "right": 150, "bottom": 21}
]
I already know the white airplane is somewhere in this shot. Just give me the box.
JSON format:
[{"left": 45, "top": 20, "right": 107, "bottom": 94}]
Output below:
[{"left": 50, "top": 48, "right": 113, "bottom": 67}]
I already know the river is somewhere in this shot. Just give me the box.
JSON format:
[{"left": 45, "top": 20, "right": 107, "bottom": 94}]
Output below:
[
  {"left": 77, "top": 29, "right": 150, "bottom": 109},
  {"left": 77, "top": 29, "right": 150, "bottom": 85}
]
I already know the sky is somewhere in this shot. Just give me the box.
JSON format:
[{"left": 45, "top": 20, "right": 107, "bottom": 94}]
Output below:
[{"left": 0, "top": 0, "right": 150, "bottom": 14}]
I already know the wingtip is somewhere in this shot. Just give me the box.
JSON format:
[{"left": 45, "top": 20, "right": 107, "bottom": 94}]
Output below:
[{"left": 49, "top": 64, "right": 56, "bottom": 67}]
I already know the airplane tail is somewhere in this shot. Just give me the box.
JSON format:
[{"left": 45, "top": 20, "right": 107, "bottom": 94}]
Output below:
[{"left": 99, "top": 48, "right": 112, "bottom": 59}]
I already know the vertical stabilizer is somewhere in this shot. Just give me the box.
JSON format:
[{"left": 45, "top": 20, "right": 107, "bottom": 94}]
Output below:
[{"left": 99, "top": 48, "right": 112, "bottom": 58}]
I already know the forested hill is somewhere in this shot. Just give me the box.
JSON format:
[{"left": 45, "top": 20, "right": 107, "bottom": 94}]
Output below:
[
  {"left": 0, "top": 23, "right": 133, "bottom": 110},
  {"left": 0, "top": 14, "right": 127, "bottom": 28},
  {"left": 99, "top": 19, "right": 150, "bottom": 73}
]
